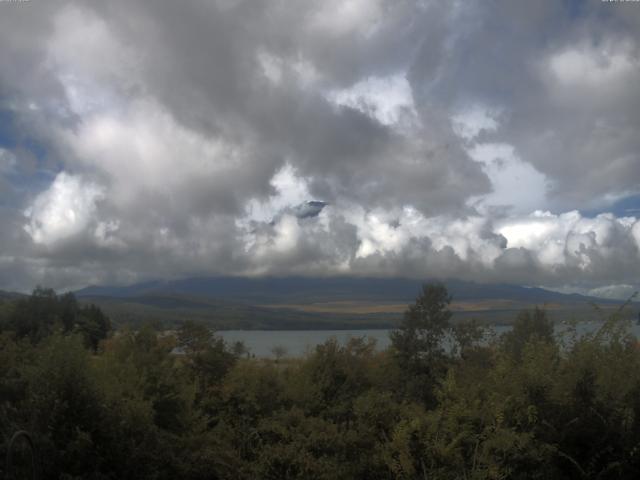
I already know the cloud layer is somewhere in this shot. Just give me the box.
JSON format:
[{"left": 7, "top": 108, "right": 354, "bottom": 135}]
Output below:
[{"left": 0, "top": 0, "right": 639, "bottom": 295}]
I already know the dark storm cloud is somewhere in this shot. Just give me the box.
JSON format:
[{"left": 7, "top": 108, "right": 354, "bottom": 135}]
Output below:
[{"left": 77, "top": 0, "right": 489, "bottom": 214}]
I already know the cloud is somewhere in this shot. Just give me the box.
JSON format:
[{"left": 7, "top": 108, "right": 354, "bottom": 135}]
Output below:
[
  {"left": 0, "top": 0, "right": 638, "bottom": 293},
  {"left": 548, "top": 42, "right": 639, "bottom": 89},
  {"left": 466, "top": 143, "right": 550, "bottom": 215},
  {"left": 0, "top": 149, "right": 17, "bottom": 174},
  {"left": 586, "top": 284, "right": 638, "bottom": 301},
  {"left": 497, "top": 211, "right": 640, "bottom": 276},
  {"left": 24, "top": 172, "right": 104, "bottom": 246},
  {"left": 326, "top": 73, "right": 417, "bottom": 128}
]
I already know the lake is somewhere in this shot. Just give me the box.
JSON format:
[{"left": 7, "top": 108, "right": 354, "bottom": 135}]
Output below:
[{"left": 219, "top": 321, "right": 640, "bottom": 358}]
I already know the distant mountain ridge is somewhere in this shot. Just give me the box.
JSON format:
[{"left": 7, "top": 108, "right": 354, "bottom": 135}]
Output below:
[
  {"left": 1, "top": 278, "right": 631, "bottom": 330},
  {"left": 74, "top": 276, "right": 618, "bottom": 305},
  {"left": 0, "top": 290, "right": 26, "bottom": 301}
]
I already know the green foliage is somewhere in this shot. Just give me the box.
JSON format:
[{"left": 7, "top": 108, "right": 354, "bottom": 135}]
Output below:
[
  {"left": 177, "top": 320, "right": 239, "bottom": 399},
  {"left": 77, "top": 304, "right": 111, "bottom": 351},
  {"left": 24, "top": 334, "right": 105, "bottom": 476},
  {"left": 502, "top": 307, "right": 554, "bottom": 360},
  {"left": 299, "top": 337, "right": 377, "bottom": 419},
  {"left": 3, "top": 286, "right": 640, "bottom": 479},
  {"left": 2, "top": 288, "right": 111, "bottom": 349},
  {"left": 391, "top": 283, "right": 453, "bottom": 363},
  {"left": 390, "top": 282, "right": 454, "bottom": 404}
]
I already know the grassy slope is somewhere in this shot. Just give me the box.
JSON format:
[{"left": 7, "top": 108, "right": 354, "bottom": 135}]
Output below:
[
  {"left": 80, "top": 293, "right": 624, "bottom": 330},
  {"left": 80, "top": 294, "right": 398, "bottom": 330}
]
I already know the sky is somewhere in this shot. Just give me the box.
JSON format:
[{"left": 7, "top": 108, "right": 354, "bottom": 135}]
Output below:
[{"left": 0, "top": 0, "right": 639, "bottom": 298}]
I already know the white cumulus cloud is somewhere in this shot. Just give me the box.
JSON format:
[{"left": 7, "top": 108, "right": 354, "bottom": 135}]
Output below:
[{"left": 24, "top": 172, "right": 104, "bottom": 246}]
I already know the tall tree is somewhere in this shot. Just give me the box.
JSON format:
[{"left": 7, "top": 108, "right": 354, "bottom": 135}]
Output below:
[{"left": 390, "top": 283, "right": 452, "bottom": 405}]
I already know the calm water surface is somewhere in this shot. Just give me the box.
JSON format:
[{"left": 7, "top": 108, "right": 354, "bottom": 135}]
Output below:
[{"left": 219, "top": 321, "right": 640, "bottom": 358}]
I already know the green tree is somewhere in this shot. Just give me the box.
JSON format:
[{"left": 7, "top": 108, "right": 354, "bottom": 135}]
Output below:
[
  {"left": 24, "top": 333, "right": 106, "bottom": 477},
  {"left": 299, "top": 337, "right": 377, "bottom": 423},
  {"left": 177, "top": 320, "right": 237, "bottom": 399},
  {"left": 77, "top": 303, "right": 111, "bottom": 351},
  {"left": 502, "top": 307, "right": 554, "bottom": 360},
  {"left": 390, "top": 283, "right": 452, "bottom": 404},
  {"left": 5, "top": 288, "right": 111, "bottom": 348},
  {"left": 9, "top": 287, "right": 60, "bottom": 343}
]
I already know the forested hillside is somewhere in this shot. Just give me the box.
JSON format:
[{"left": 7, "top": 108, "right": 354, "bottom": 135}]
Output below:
[{"left": 2, "top": 286, "right": 640, "bottom": 479}]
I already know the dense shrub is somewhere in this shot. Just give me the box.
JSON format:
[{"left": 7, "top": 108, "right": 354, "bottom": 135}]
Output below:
[{"left": 1, "top": 286, "right": 639, "bottom": 479}]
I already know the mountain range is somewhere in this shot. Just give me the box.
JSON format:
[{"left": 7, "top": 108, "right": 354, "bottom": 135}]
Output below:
[
  {"left": 68, "top": 277, "right": 633, "bottom": 330},
  {"left": 74, "top": 276, "right": 610, "bottom": 304},
  {"left": 2, "top": 277, "right": 632, "bottom": 330}
]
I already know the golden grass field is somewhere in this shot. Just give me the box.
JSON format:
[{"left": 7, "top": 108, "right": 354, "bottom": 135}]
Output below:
[{"left": 259, "top": 300, "right": 573, "bottom": 315}]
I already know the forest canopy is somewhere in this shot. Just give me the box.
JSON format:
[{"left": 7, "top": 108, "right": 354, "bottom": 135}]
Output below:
[{"left": 1, "top": 285, "right": 640, "bottom": 479}]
